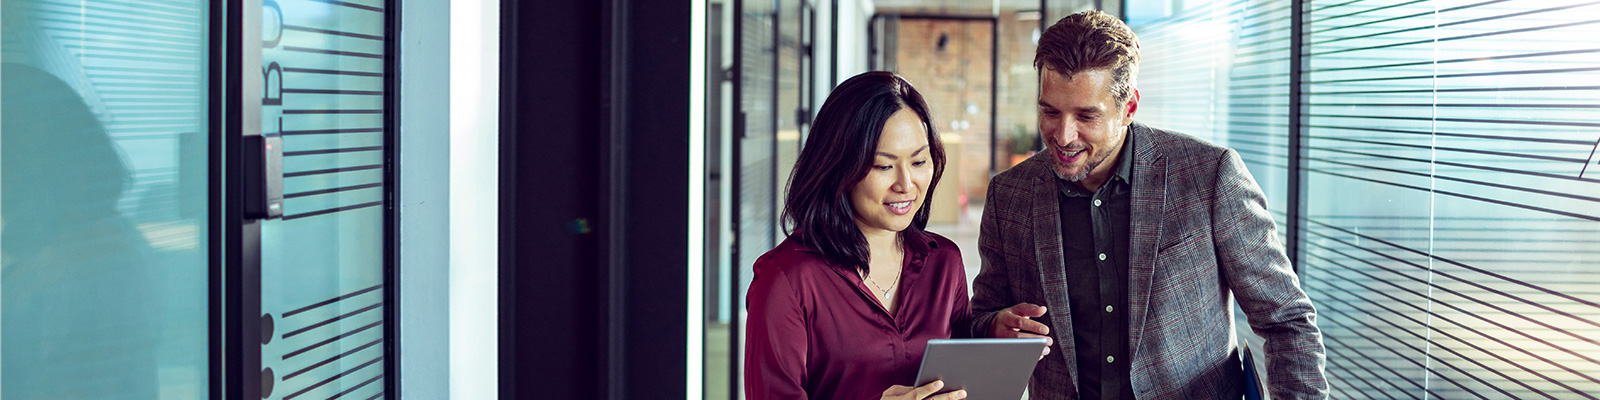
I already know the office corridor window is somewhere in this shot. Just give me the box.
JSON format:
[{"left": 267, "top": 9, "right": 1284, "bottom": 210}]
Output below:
[
  {"left": 1303, "top": 0, "right": 1600, "bottom": 398},
  {"left": 1135, "top": 0, "right": 1600, "bottom": 398}
]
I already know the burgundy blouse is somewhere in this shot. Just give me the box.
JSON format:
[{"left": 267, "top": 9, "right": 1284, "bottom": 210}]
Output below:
[{"left": 744, "top": 231, "right": 975, "bottom": 400}]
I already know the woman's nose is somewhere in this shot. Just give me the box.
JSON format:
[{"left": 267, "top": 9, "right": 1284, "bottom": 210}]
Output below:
[{"left": 891, "top": 167, "right": 912, "bottom": 192}]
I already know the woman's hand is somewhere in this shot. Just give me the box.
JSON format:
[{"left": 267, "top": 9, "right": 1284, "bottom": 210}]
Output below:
[{"left": 881, "top": 380, "right": 967, "bottom": 400}]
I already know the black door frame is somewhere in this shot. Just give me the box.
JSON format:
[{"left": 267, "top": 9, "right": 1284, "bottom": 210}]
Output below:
[{"left": 500, "top": 0, "right": 694, "bottom": 398}]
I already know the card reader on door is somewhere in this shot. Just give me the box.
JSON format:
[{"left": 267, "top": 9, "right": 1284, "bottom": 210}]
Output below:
[{"left": 244, "top": 134, "right": 283, "bottom": 219}]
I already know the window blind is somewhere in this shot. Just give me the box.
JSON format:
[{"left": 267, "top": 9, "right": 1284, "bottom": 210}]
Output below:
[{"left": 1134, "top": 0, "right": 1600, "bottom": 397}]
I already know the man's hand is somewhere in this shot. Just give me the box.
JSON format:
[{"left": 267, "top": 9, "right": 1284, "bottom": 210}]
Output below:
[{"left": 991, "top": 303, "right": 1054, "bottom": 357}]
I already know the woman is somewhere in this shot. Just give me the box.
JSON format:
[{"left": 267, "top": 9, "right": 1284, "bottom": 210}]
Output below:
[{"left": 745, "top": 71, "right": 972, "bottom": 400}]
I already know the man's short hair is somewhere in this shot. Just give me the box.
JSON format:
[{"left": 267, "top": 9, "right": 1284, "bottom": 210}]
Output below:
[{"left": 1035, "top": 10, "right": 1140, "bottom": 102}]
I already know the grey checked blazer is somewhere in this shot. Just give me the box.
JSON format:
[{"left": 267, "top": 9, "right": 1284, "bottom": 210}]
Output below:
[{"left": 969, "top": 122, "right": 1328, "bottom": 400}]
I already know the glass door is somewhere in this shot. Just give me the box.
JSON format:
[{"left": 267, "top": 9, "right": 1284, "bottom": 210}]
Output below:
[
  {"left": 2, "top": 0, "right": 212, "bottom": 398},
  {"left": 252, "top": 0, "right": 393, "bottom": 399}
]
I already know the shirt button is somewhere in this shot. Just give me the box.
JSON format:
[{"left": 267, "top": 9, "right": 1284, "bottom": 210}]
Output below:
[
  {"left": 1098, "top": 253, "right": 1107, "bottom": 261},
  {"left": 1105, "top": 305, "right": 1114, "bottom": 312},
  {"left": 1093, "top": 199, "right": 1102, "bottom": 207},
  {"left": 1107, "top": 356, "right": 1116, "bottom": 363}
]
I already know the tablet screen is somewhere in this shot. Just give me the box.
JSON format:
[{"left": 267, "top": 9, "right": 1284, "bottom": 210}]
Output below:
[{"left": 914, "top": 338, "right": 1048, "bottom": 399}]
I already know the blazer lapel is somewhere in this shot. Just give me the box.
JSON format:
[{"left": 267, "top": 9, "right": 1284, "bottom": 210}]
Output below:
[
  {"left": 1029, "top": 157, "right": 1079, "bottom": 394},
  {"left": 1126, "top": 123, "right": 1167, "bottom": 361}
]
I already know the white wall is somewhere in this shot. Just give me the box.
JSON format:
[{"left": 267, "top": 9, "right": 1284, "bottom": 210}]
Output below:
[
  {"left": 400, "top": 0, "right": 499, "bottom": 398},
  {"left": 815, "top": 0, "right": 876, "bottom": 114},
  {"left": 399, "top": 0, "right": 451, "bottom": 397},
  {"left": 448, "top": 0, "right": 500, "bottom": 398}
]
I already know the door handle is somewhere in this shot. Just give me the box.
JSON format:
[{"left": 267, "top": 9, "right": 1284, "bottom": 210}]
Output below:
[{"left": 244, "top": 133, "right": 283, "bottom": 219}]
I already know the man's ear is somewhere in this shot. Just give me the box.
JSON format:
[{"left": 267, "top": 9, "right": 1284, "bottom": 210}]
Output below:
[{"left": 1124, "top": 88, "right": 1141, "bottom": 122}]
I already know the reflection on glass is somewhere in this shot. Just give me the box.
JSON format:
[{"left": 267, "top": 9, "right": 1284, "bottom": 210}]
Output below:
[{"left": 2, "top": 0, "right": 210, "bottom": 398}]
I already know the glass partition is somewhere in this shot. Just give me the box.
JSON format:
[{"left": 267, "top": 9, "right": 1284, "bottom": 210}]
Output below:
[
  {"left": 256, "top": 0, "right": 390, "bottom": 399},
  {"left": 2, "top": 0, "right": 212, "bottom": 398}
]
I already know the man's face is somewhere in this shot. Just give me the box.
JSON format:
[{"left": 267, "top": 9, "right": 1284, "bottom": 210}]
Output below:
[{"left": 1038, "top": 68, "right": 1138, "bottom": 184}]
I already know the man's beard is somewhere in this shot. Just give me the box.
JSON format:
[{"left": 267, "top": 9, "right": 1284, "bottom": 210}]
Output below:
[{"left": 1055, "top": 150, "right": 1110, "bottom": 182}]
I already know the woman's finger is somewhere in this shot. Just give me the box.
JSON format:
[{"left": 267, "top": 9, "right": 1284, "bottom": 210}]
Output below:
[
  {"left": 928, "top": 389, "right": 968, "bottom": 400},
  {"left": 882, "top": 385, "right": 914, "bottom": 397},
  {"left": 909, "top": 380, "right": 944, "bottom": 399}
]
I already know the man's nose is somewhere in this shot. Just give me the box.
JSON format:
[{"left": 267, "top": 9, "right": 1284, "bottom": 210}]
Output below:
[{"left": 1048, "top": 123, "right": 1077, "bottom": 146}]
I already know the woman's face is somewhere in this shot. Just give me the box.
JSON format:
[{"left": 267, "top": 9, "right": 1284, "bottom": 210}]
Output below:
[{"left": 850, "top": 108, "right": 934, "bottom": 238}]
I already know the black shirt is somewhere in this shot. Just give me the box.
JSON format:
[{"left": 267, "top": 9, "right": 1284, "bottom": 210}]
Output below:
[{"left": 1056, "top": 133, "right": 1136, "bottom": 400}]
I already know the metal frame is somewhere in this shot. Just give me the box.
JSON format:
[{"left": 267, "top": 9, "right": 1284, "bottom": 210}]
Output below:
[
  {"left": 728, "top": 2, "right": 745, "bottom": 400},
  {"left": 224, "top": 0, "right": 266, "bottom": 397},
  {"left": 382, "top": 0, "right": 403, "bottom": 396},
  {"left": 601, "top": 0, "right": 630, "bottom": 397},
  {"left": 1286, "top": 0, "right": 1308, "bottom": 275},
  {"left": 208, "top": 0, "right": 229, "bottom": 397},
  {"left": 770, "top": 0, "right": 781, "bottom": 249}
]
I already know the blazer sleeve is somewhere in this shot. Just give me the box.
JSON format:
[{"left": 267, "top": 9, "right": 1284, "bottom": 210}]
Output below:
[
  {"left": 1210, "top": 149, "right": 1329, "bottom": 399},
  {"left": 968, "top": 177, "right": 1016, "bottom": 338},
  {"left": 744, "top": 264, "right": 810, "bottom": 400}
]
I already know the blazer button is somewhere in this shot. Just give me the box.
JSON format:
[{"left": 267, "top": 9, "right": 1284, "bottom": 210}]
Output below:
[{"left": 1106, "top": 356, "right": 1115, "bottom": 363}]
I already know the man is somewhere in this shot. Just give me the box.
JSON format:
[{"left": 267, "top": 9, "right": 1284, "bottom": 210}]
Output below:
[{"left": 968, "top": 10, "right": 1328, "bottom": 400}]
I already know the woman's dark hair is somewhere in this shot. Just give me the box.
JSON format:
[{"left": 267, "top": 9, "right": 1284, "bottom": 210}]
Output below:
[{"left": 781, "top": 71, "right": 946, "bottom": 273}]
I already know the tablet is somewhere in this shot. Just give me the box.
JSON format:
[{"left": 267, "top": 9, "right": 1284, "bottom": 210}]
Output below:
[{"left": 913, "top": 338, "right": 1048, "bottom": 399}]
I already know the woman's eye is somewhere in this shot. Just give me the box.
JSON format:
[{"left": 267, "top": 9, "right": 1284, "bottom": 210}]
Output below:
[
  {"left": 912, "top": 160, "right": 927, "bottom": 167},
  {"left": 874, "top": 165, "right": 892, "bottom": 171}
]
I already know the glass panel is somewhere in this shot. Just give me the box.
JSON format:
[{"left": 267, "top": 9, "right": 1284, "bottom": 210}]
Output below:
[
  {"left": 738, "top": 0, "right": 778, "bottom": 319},
  {"left": 2, "top": 0, "right": 210, "bottom": 398},
  {"left": 997, "top": 8, "right": 1040, "bottom": 173},
  {"left": 775, "top": 0, "right": 804, "bottom": 243},
  {"left": 1129, "top": 0, "right": 1293, "bottom": 381},
  {"left": 1305, "top": 0, "right": 1600, "bottom": 398},
  {"left": 1046, "top": 0, "right": 1095, "bottom": 25},
  {"left": 1425, "top": 1, "right": 1600, "bottom": 397},
  {"left": 1132, "top": 0, "right": 1292, "bottom": 243},
  {"left": 885, "top": 16, "right": 996, "bottom": 225},
  {"left": 706, "top": 2, "right": 736, "bottom": 398},
  {"left": 256, "top": 0, "right": 389, "bottom": 399}
]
